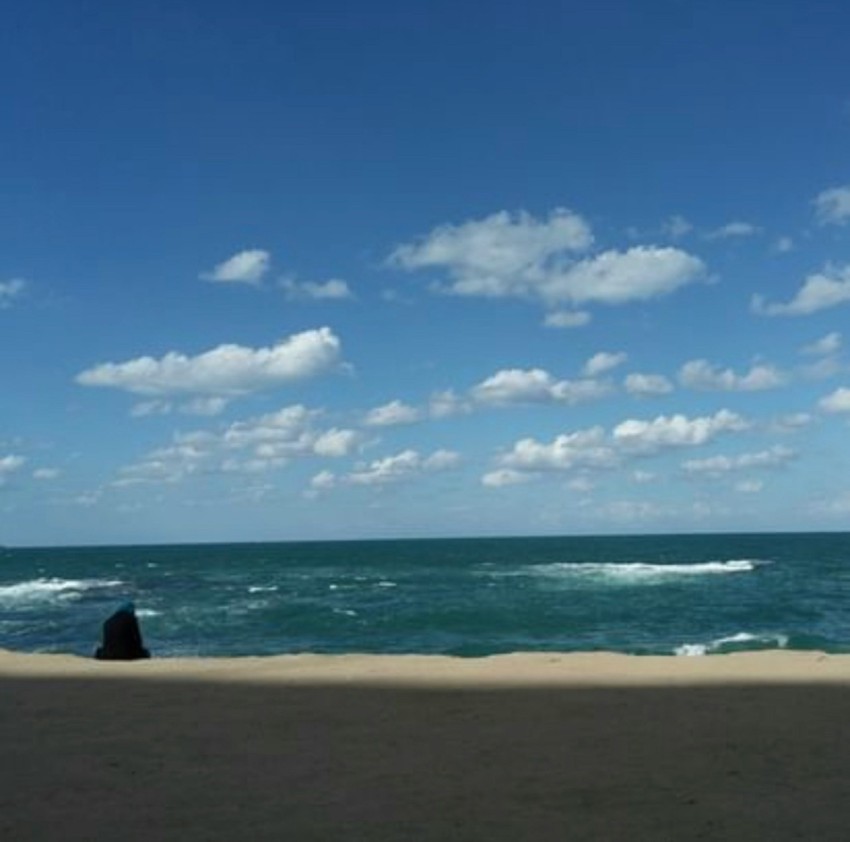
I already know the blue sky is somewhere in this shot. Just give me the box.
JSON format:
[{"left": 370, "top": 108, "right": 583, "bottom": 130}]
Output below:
[{"left": 3, "top": 0, "right": 850, "bottom": 545}]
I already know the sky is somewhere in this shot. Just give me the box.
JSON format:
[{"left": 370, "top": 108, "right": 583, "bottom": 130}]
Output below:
[{"left": 2, "top": 0, "right": 850, "bottom": 546}]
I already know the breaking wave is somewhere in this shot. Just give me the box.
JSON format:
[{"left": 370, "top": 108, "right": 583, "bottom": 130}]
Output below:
[
  {"left": 675, "top": 632, "right": 789, "bottom": 656},
  {"left": 530, "top": 559, "right": 764, "bottom": 584},
  {"left": 0, "top": 577, "right": 125, "bottom": 605}
]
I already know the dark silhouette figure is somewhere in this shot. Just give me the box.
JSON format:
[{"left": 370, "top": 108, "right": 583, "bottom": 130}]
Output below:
[{"left": 94, "top": 602, "right": 150, "bottom": 660}]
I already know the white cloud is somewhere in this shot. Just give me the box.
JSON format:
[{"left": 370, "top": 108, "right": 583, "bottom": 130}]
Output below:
[
  {"left": 180, "top": 396, "right": 230, "bottom": 416},
  {"left": 281, "top": 278, "right": 353, "bottom": 300},
  {"left": 481, "top": 468, "right": 531, "bottom": 488},
  {"left": 541, "top": 247, "right": 704, "bottom": 307},
  {"left": 498, "top": 427, "right": 617, "bottom": 473},
  {"left": 33, "top": 468, "right": 60, "bottom": 480},
  {"left": 819, "top": 387, "right": 850, "bottom": 414},
  {"left": 678, "top": 359, "right": 785, "bottom": 391},
  {"left": 364, "top": 400, "right": 422, "bottom": 427},
  {"left": 201, "top": 249, "right": 270, "bottom": 284},
  {"left": 347, "top": 449, "right": 460, "bottom": 486},
  {"left": 705, "top": 221, "right": 760, "bottom": 240},
  {"left": 116, "top": 404, "right": 362, "bottom": 485},
  {"left": 543, "top": 310, "right": 591, "bottom": 329},
  {"left": 582, "top": 351, "right": 627, "bottom": 377},
  {"left": 613, "top": 410, "right": 748, "bottom": 454},
  {"left": 428, "top": 390, "right": 473, "bottom": 419},
  {"left": 801, "top": 332, "right": 842, "bottom": 357},
  {"left": 753, "top": 265, "right": 850, "bottom": 316},
  {"left": 682, "top": 445, "right": 795, "bottom": 476},
  {"left": 661, "top": 215, "right": 692, "bottom": 239},
  {"left": 471, "top": 368, "right": 611, "bottom": 406},
  {"left": 631, "top": 470, "right": 656, "bottom": 484},
  {"left": 0, "top": 454, "right": 25, "bottom": 484},
  {"left": 77, "top": 327, "right": 342, "bottom": 397},
  {"left": 770, "top": 412, "right": 813, "bottom": 432},
  {"left": 736, "top": 480, "right": 764, "bottom": 494},
  {"left": 389, "top": 209, "right": 704, "bottom": 307},
  {"left": 773, "top": 236, "right": 794, "bottom": 253},
  {"left": 623, "top": 372, "right": 674, "bottom": 397},
  {"left": 0, "top": 279, "right": 26, "bottom": 309},
  {"left": 814, "top": 185, "right": 850, "bottom": 226}
]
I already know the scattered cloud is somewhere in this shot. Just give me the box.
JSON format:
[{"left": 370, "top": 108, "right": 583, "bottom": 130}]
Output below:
[
  {"left": 813, "top": 185, "right": 850, "bottom": 226},
  {"left": 682, "top": 445, "right": 795, "bottom": 477},
  {"left": 543, "top": 310, "right": 591, "bottom": 329},
  {"left": 364, "top": 400, "right": 422, "bottom": 427},
  {"left": 281, "top": 278, "right": 353, "bottom": 300},
  {"left": 819, "top": 387, "right": 850, "bottom": 414},
  {"left": 705, "top": 221, "right": 760, "bottom": 240},
  {"left": 317, "top": 448, "right": 460, "bottom": 489},
  {"left": 116, "top": 403, "right": 363, "bottom": 485},
  {"left": 32, "top": 468, "right": 60, "bottom": 480},
  {"left": 497, "top": 427, "right": 617, "bottom": 473},
  {"left": 0, "top": 454, "right": 25, "bottom": 484},
  {"left": 77, "top": 327, "right": 343, "bottom": 397},
  {"left": 661, "top": 215, "right": 693, "bottom": 239},
  {"left": 481, "top": 468, "right": 532, "bottom": 488},
  {"left": 773, "top": 236, "right": 794, "bottom": 254},
  {"left": 736, "top": 480, "right": 764, "bottom": 493},
  {"left": 582, "top": 351, "right": 627, "bottom": 377},
  {"left": 470, "top": 368, "right": 611, "bottom": 406},
  {"left": 623, "top": 372, "right": 674, "bottom": 397},
  {"left": 201, "top": 249, "right": 271, "bottom": 284},
  {"left": 753, "top": 264, "right": 850, "bottom": 316},
  {"left": 801, "top": 332, "right": 842, "bottom": 357},
  {"left": 678, "top": 359, "right": 785, "bottom": 391},
  {"left": 612, "top": 409, "right": 748, "bottom": 454},
  {"left": 0, "top": 279, "right": 26, "bottom": 309},
  {"left": 389, "top": 208, "right": 705, "bottom": 308}
]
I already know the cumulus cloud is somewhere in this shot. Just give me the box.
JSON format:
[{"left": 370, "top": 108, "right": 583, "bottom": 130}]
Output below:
[
  {"left": 201, "top": 249, "right": 270, "bottom": 284},
  {"left": 470, "top": 368, "right": 611, "bottom": 406},
  {"left": 752, "top": 264, "right": 850, "bottom": 316},
  {"left": 498, "top": 427, "right": 617, "bottom": 473},
  {"left": 428, "top": 390, "right": 473, "bottom": 419},
  {"left": 705, "top": 221, "right": 760, "bottom": 240},
  {"left": 481, "top": 468, "right": 531, "bottom": 488},
  {"left": 0, "top": 279, "right": 26, "bottom": 309},
  {"left": 612, "top": 410, "right": 748, "bottom": 454},
  {"left": 543, "top": 310, "right": 591, "bottom": 329},
  {"left": 33, "top": 467, "right": 60, "bottom": 480},
  {"left": 678, "top": 359, "right": 785, "bottom": 391},
  {"left": 389, "top": 209, "right": 704, "bottom": 308},
  {"left": 0, "top": 454, "right": 25, "bottom": 484},
  {"left": 342, "top": 449, "right": 460, "bottom": 487},
  {"left": 814, "top": 185, "right": 850, "bottom": 226},
  {"left": 582, "top": 351, "right": 627, "bottom": 377},
  {"left": 801, "top": 332, "right": 842, "bottom": 357},
  {"left": 116, "top": 404, "right": 362, "bottom": 485},
  {"left": 281, "top": 278, "right": 353, "bottom": 300},
  {"left": 484, "top": 410, "right": 748, "bottom": 497},
  {"left": 364, "top": 400, "right": 422, "bottom": 427},
  {"left": 623, "top": 373, "right": 674, "bottom": 397},
  {"left": 819, "top": 387, "right": 850, "bottom": 414},
  {"left": 682, "top": 445, "right": 795, "bottom": 477},
  {"left": 77, "top": 327, "right": 342, "bottom": 397},
  {"left": 661, "top": 215, "right": 692, "bottom": 239}
]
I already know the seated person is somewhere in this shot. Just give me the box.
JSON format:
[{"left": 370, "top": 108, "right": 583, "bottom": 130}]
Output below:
[{"left": 94, "top": 601, "right": 151, "bottom": 660}]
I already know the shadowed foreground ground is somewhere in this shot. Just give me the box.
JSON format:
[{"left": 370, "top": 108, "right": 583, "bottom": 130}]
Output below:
[{"left": 2, "top": 653, "right": 849, "bottom": 841}]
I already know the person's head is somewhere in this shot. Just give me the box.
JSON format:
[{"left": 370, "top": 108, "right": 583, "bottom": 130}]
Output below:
[{"left": 118, "top": 601, "right": 136, "bottom": 615}]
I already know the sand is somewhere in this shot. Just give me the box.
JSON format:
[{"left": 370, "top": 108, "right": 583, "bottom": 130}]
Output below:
[{"left": 2, "top": 649, "right": 850, "bottom": 841}]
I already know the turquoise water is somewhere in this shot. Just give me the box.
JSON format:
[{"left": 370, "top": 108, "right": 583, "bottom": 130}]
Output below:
[{"left": 1, "top": 532, "right": 849, "bottom": 657}]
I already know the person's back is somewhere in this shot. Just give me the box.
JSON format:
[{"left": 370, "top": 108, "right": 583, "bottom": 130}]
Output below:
[{"left": 94, "top": 602, "right": 150, "bottom": 660}]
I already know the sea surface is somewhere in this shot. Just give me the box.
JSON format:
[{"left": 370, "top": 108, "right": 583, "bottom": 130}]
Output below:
[{"left": 2, "top": 532, "right": 849, "bottom": 658}]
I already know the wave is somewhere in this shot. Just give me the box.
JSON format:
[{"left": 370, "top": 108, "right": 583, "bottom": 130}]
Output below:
[
  {"left": 530, "top": 559, "right": 764, "bottom": 584},
  {"left": 0, "top": 577, "right": 125, "bottom": 604},
  {"left": 675, "top": 631, "right": 789, "bottom": 656}
]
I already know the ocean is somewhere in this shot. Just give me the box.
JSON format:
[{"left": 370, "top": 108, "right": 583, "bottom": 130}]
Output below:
[{"left": 1, "top": 532, "right": 849, "bottom": 658}]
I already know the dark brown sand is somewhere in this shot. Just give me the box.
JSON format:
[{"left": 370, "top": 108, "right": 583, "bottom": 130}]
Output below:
[{"left": 2, "top": 650, "right": 849, "bottom": 841}]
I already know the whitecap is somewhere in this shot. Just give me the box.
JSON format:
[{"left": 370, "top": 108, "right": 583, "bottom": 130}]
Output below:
[
  {"left": 247, "top": 585, "right": 279, "bottom": 594},
  {"left": 531, "top": 559, "right": 761, "bottom": 584},
  {"left": 0, "top": 577, "right": 125, "bottom": 604},
  {"left": 675, "top": 631, "right": 789, "bottom": 656}
]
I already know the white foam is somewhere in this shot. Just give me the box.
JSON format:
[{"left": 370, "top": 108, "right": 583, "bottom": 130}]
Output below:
[
  {"left": 0, "top": 577, "right": 125, "bottom": 604},
  {"left": 533, "top": 559, "right": 761, "bottom": 583},
  {"left": 675, "top": 631, "right": 789, "bottom": 656},
  {"left": 136, "top": 608, "right": 160, "bottom": 618},
  {"left": 247, "top": 585, "right": 278, "bottom": 593}
]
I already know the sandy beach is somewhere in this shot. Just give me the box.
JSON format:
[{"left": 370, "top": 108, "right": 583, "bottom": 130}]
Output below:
[{"left": 3, "top": 649, "right": 850, "bottom": 841}]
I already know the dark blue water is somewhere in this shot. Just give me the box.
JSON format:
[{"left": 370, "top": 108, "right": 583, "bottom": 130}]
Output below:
[{"left": 2, "top": 533, "right": 849, "bottom": 657}]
